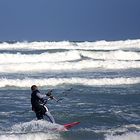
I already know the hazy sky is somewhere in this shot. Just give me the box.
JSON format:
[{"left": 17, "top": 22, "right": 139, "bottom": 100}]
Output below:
[{"left": 0, "top": 0, "right": 140, "bottom": 41}]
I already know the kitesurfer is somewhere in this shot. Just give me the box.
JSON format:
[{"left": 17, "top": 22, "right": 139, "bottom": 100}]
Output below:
[{"left": 31, "top": 85, "right": 55, "bottom": 123}]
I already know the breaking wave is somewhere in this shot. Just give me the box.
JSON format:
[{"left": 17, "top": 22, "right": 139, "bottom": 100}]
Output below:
[
  {"left": 0, "top": 60, "right": 140, "bottom": 73},
  {"left": 0, "top": 39, "right": 140, "bottom": 73},
  {"left": 0, "top": 40, "right": 140, "bottom": 73},
  {"left": 0, "top": 39, "right": 140, "bottom": 51},
  {"left": 0, "top": 77, "right": 139, "bottom": 88},
  {"left": 106, "top": 132, "right": 140, "bottom": 140},
  {"left": 0, "top": 50, "right": 139, "bottom": 63},
  {"left": 0, "top": 120, "right": 62, "bottom": 140}
]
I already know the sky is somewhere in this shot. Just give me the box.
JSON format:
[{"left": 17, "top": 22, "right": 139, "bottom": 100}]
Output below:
[{"left": 0, "top": 0, "right": 140, "bottom": 41}]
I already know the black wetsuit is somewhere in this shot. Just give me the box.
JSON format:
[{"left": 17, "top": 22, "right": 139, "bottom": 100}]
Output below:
[{"left": 31, "top": 89, "right": 46, "bottom": 119}]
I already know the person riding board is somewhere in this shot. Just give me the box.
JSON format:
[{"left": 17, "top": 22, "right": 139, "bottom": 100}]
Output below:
[{"left": 31, "top": 85, "right": 55, "bottom": 123}]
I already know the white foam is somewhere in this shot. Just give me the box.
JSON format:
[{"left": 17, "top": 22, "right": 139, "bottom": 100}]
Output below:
[
  {"left": 0, "top": 50, "right": 81, "bottom": 64},
  {"left": 77, "top": 39, "right": 140, "bottom": 50},
  {"left": 106, "top": 132, "right": 140, "bottom": 140},
  {"left": 0, "top": 50, "right": 139, "bottom": 65},
  {"left": 11, "top": 120, "right": 64, "bottom": 133},
  {"left": 0, "top": 120, "right": 63, "bottom": 140},
  {"left": 0, "top": 40, "right": 140, "bottom": 73},
  {"left": 0, "top": 120, "right": 62, "bottom": 140},
  {"left": 0, "top": 60, "right": 140, "bottom": 73},
  {"left": 0, "top": 39, "right": 140, "bottom": 50},
  {"left": 80, "top": 50, "right": 140, "bottom": 61},
  {"left": 0, "top": 77, "right": 139, "bottom": 88},
  {"left": 0, "top": 132, "right": 59, "bottom": 140}
]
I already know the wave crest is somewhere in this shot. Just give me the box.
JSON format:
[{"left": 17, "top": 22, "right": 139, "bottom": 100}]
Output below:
[{"left": 0, "top": 77, "right": 139, "bottom": 88}]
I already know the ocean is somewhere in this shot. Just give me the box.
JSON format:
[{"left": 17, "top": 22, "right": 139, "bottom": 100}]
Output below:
[{"left": 0, "top": 39, "right": 140, "bottom": 140}]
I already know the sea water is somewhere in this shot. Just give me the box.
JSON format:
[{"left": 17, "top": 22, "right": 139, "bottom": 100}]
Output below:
[{"left": 0, "top": 39, "right": 140, "bottom": 140}]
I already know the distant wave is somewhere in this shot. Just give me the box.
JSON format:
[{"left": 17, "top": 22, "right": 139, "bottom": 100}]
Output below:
[
  {"left": 80, "top": 50, "right": 140, "bottom": 61},
  {"left": 0, "top": 39, "right": 140, "bottom": 50},
  {"left": 0, "top": 60, "right": 140, "bottom": 73},
  {"left": 0, "top": 77, "right": 139, "bottom": 88},
  {"left": 0, "top": 39, "right": 139, "bottom": 73},
  {"left": 0, "top": 50, "right": 139, "bottom": 64},
  {"left": 0, "top": 51, "right": 81, "bottom": 64}
]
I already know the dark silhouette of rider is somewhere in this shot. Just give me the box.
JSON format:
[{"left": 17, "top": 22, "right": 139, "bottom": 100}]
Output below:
[{"left": 31, "top": 85, "right": 55, "bottom": 123}]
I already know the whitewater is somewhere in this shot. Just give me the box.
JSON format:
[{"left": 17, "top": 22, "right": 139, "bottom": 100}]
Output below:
[{"left": 0, "top": 39, "right": 140, "bottom": 140}]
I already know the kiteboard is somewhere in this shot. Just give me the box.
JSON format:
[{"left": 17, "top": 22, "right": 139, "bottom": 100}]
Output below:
[
  {"left": 52, "top": 122, "right": 80, "bottom": 131},
  {"left": 63, "top": 122, "right": 80, "bottom": 131}
]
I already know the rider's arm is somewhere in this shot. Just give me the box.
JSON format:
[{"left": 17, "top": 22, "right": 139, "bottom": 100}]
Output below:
[
  {"left": 36, "top": 92, "right": 46, "bottom": 99},
  {"left": 36, "top": 91, "right": 53, "bottom": 102}
]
